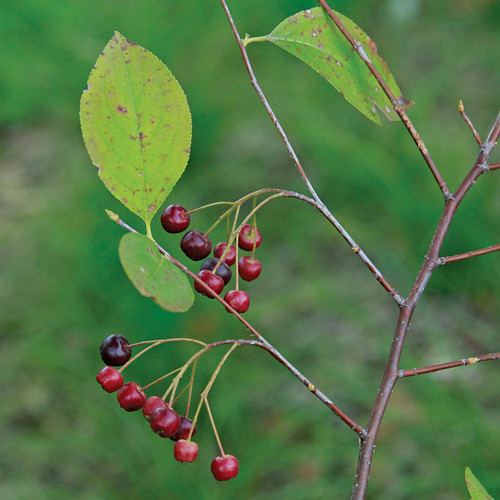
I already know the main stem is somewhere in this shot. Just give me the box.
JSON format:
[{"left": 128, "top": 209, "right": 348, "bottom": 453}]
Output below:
[{"left": 352, "top": 114, "right": 500, "bottom": 499}]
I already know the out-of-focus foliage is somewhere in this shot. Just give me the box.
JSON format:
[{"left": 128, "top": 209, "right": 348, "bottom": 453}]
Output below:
[{"left": 0, "top": 1, "right": 498, "bottom": 499}]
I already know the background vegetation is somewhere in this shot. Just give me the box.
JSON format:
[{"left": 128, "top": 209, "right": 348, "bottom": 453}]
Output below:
[{"left": 1, "top": 0, "right": 498, "bottom": 498}]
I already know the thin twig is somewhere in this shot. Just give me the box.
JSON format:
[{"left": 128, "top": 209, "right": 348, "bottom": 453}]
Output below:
[
  {"left": 458, "top": 100, "right": 482, "bottom": 145},
  {"left": 398, "top": 352, "right": 500, "bottom": 378},
  {"left": 489, "top": 162, "right": 500, "bottom": 171},
  {"left": 438, "top": 244, "right": 500, "bottom": 265},
  {"left": 316, "top": 0, "right": 451, "bottom": 200},
  {"left": 218, "top": 0, "right": 404, "bottom": 307},
  {"left": 108, "top": 213, "right": 364, "bottom": 435}
]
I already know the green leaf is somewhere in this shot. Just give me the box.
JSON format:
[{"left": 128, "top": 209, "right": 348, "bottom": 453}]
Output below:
[
  {"left": 465, "top": 467, "right": 494, "bottom": 500},
  {"left": 80, "top": 31, "right": 192, "bottom": 225},
  {"left": 118, "top": 232, "right": 194, "bottom": 312},
  {"left": 263, "top": 7, "right": 407, "bottom": 124}
]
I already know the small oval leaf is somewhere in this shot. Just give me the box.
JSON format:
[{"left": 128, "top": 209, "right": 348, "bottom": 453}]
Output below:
[
  {"left": 465, "top": 467, "right": 494, "bottom": 500},
  {"left": 80, "top": 31, "right": 192, "bottom": 223},
  {"left": 119, "top": 232, "right": 194, "bottom": 313},
  {"left": 264, "top": 7, "right": 408, "bottom": 124}
]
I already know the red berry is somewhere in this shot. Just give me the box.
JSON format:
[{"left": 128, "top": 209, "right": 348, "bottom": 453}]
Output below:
[
  {"left": 238, "top": 256, "right": 262, "bottom": 281},
  {"left": 211, "top": 455, "right": 239, "bottom": 481},
  {"left": 174, "top": 440, "right": 199, "bottom": 463},
  {"left": 171, "top": 416, "right": 197, "bottom": 441},
  {"left": 214, "top": 242, "right": 236, "bottom": 266},
  {"left": 224, "top": 290, "right": 250, "bottom": 313},
  {"left": 143, "top": 396, "right": 168, "bottom": 421},
  {"left": 150, "top": 407, "right": 180, "bottom": 438},
  {"left": 96, "top": 366, "right": 124, "bottom": 393},
  {"left": 161, "top": 204, "right": 190, "bottom": 233},
  {"left": 181, "top": 230, "right": 212, "bottom": 261},
  {"left": 117, "top": 382, "right": 146, "bottom": 411},
  {"left": 238, "top": 224, "right": 262, "bottom": 251},
  {"left": 194, "top": 270, "right": 224, "bottom": 297},
  {"left": 100, "top": 334, "right": 131, "bottom": 366},
  {"left": 201, "top": 257, "right": 232, "bottom": 285}
]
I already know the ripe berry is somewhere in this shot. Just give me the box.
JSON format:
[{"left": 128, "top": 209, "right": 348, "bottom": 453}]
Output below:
[
  {"left": 117, "top": 382, "right": 146, "bottom": 411},
  {"left": 194, "top": 270, "right": 224, "bottom": 297},
  {"left": 143, "top": 396, "right": 168, "bottom": 421},
  {"left": 174, "top": 440, "right": 199, "bottom": 463},
  {"left": 181, "top": 230, "right": 212, "bottom": 261},
  {"left": 214, "top": 242, "right": 236, "bottom": 266},
  {"left": 150, "top": 406, "right": 180, "bottom": 438},
  {"left": 238, "top": 256, "right": 262, "bottom": 281},
  {"left": 96, "top": 366, "right": 124, "bottom": 393},
  {"left": 238, "top": 224, "right": 262, "bottom": 251},
  {"left": 211, "top": 455, "right": 239, "bottom": 481},
  {"left": 161, "top": 204, "right": 190, "bottom": 233},
  {"left": 201, "top": 257, "right": 232, "bottom": 285},
  {"left": 171, "top": 416, "right": 197, "bottom": 441},
  {"left": 100, "top": 334, "right": 131, "bottom": 366},
  {"left": 224, "top": 290, "right": 250, "bottom": 313}
]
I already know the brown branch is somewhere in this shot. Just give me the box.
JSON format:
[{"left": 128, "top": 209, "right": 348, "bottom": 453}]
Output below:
[
  {"left": 438, "top": 244, "right": 500, "bottom": 265},
  {"left": 316, "top": 0, "right": 451, "bottom": 200},
  {"left": 219, "top": 0, "right": 404, "bottom": 307},
  {"left": 459, "top": 100, "right": 482, "bottom": 145},
  {"left": 109, "top": 213, "right": 365, "bottom": 435},
  {"left": 352, "top": 111, "right": 500, "bottom": 499},
  {"left": 399, "top": 352, "right": 500, "bottom": 378},
  {"left": 489, "top": 162, "right": 500, "bottom": 171}
]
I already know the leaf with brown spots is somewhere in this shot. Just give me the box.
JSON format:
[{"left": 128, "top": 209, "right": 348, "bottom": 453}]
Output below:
[
  {"left": 118, "top": 233, "right": 194, "bottom": 312},
  {"left": 80, "top": 32, "right": 192, "bottom": 226},
  {"left": 261, "top": 8, "right": 407, "bottom": 124}
]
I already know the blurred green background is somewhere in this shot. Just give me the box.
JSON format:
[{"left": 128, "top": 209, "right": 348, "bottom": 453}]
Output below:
[{"left": 1, "top": 0, "right": 499, "bottom": 498}]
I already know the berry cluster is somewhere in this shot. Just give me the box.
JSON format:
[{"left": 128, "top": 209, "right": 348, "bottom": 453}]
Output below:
[
  {"left": 161, "top": 204, "right": 265, "bottom": 314},
  {"left": 95, "top": 334, "right": 239, "bottom": 481}
]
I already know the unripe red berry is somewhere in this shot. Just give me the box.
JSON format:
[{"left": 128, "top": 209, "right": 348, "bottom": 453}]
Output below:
[
  {"left": 117, "top": 382, "right": 146, "bottom": 411},
  {"left": 238, "top": 224, "right": 262, "bottom": 251},
  {"left": 214, "top": 242, "right": 236, "bottom": 266},
  {"left": 238, "top": 256, "right": 262, "bottom": 281},
  {"left": 143, "top": 396, "right": 168, "bottom": 421},
  {"left": 161, "top": 204, "right": 190, "bottom": 233},
  {"left": 211, "top": 454, "right": 239, "bottom": 481},
  {"left": 224, "top": 290, "right": 250, "bottom": 313},
  {"left": 96, "top": 366, "right": 124, "bottom": 393},
  {"left": 174, "top": 440, "right": 199, "bottom": 463},
  {"left": 194, "top": 270, "right": 224, "bottom": 297},
  {"left": 150, "top": 406, "right": 180, "bottom": 438},
  {"left": 181, "top": 230, "right": 212, "bottom": 261}
]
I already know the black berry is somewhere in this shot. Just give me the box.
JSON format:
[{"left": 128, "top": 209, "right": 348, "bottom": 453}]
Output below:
[
  {"left": 201, "top": 257, "right": 232, "bottom": 285},
  {"left": 100, "top": 334, "right": 132, "bottom": 366}
]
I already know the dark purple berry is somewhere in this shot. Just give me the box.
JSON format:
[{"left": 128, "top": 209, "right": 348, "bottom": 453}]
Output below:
[
  {"left": 201, "top": 257, "right": 232, "bottom": 285},
  {"left": 100, "top": 334, "right": 132, "bottom": 366},
  {"left": 181, "top": 230, "right": 212, "bottom": 261}
]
